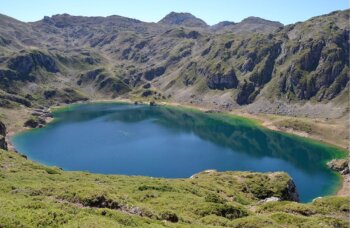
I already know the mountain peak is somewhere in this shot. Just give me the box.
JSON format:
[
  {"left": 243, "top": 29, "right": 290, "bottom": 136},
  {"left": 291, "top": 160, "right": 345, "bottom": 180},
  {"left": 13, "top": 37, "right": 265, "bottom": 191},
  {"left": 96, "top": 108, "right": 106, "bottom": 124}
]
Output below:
[
  {"left": 241, "top": 16, "right": 283, "bottom": 27},
  {"left": 158, "top": 12, "right": 208, "bottom": 28},
  {"left": 211, "top": 21, "right": 236, "bottom": 31}
]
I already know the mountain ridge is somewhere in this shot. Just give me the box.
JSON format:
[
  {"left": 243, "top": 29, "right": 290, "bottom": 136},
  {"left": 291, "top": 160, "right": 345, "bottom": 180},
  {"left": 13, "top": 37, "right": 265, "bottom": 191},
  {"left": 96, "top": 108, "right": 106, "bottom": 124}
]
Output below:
[{"left": 0, "top": 9, "right": 348, "bottom": 119}]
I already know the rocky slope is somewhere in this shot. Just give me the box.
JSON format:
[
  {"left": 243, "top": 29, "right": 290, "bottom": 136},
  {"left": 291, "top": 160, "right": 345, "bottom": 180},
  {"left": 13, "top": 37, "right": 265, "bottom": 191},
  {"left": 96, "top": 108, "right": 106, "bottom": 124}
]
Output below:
[{"left": 0, "top": 10, "right": 348, "bottom": 117}]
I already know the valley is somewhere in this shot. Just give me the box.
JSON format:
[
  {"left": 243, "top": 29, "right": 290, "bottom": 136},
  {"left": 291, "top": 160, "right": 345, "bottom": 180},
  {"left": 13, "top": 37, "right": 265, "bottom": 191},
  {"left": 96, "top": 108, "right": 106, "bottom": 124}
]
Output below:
[{"left": 0, "top": 8, "right": 349, "bottom": 228}]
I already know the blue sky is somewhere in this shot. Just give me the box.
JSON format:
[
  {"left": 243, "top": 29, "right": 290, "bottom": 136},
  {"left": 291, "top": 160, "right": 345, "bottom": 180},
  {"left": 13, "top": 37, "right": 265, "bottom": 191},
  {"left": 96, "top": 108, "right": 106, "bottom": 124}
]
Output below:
[{"left": 1, "top": 0, "right": 348, "bottom": 25}]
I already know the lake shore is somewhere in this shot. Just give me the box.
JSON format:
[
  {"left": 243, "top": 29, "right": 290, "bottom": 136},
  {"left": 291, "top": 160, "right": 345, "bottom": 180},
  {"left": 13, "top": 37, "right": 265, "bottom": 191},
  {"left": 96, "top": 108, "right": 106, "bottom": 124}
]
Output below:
[
  {"left": 91, "top": 98, "right": 350, "bottom": 197},
  {"left": 2, "top": 98, "right": 348, "bottom": 198},
  {"left": 100, "top": 98, "right": 349, "bottom": 151},
  {"left": 4, "top": 98, "right": 348, "bottom": 151}
]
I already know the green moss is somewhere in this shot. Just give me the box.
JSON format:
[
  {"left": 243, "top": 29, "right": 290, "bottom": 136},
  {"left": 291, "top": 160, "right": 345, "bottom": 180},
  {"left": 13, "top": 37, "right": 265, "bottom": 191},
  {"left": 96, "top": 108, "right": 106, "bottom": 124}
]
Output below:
[
  {"left": 277, "top": 119, "right": 313, "bottom": 133},
  {"left": 312, "top": 196, "right": 350, "bottom": 214},
  {"left": 194, "top": 203, "right": 249, "bottom": 220},
  {"left": 257, "top": 201, "right": 318, "bottom": 216},
  {"left": 229, "top": 215, "right": 277, "bottom": 228},
  {"left": 204, "top": 193, "right": 227, "bottom": 204}
]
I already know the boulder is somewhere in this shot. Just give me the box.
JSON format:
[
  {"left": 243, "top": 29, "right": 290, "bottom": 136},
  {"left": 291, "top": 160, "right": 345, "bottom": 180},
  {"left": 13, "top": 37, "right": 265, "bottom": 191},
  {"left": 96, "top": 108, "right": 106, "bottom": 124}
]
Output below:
[{"left": 259, "top": 196, "right": 281, "bottom": 204}]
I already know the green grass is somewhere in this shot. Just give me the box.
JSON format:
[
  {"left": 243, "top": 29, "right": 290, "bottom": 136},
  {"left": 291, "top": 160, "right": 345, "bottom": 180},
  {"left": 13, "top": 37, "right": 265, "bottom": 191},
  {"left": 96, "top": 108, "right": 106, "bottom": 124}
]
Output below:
[{"left": 0, "top": 150, "right": 348, "bottom": 227}]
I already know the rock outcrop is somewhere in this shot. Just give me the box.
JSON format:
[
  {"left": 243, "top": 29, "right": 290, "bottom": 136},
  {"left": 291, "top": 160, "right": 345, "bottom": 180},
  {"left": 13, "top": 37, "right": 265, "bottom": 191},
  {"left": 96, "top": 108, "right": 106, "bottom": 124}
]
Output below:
[
  {"left": 236, "top": 81, "right": 258, "bottom": 105},
  {"left": 24, "top": 117, "right": 46, "bottom": 128},
  {"left": 207, "top": 69, "right": 239, "bottom": 90},
  {"left": 327, "top": 158, "right": 349, "bottom": 175},
  {"left": 281, "top": 179, "right": 300, "bottom": 202},
  {"left": 0, "top": 121, "right": 8, "bottom": 150}
]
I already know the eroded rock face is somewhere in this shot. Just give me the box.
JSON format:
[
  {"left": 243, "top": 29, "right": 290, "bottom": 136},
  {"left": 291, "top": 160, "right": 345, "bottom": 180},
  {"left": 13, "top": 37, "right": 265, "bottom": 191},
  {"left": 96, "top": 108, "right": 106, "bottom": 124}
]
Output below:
[
  {"left": 281, "top": 179, "right": 300, "bottom": 202},
  {"left": 0, "top": 121, "right": 8, "bottom": 150},
  {"left": 8, "top": 51, "right": 59, "bottom": 76},
  {"left": 241, "top": 58, "right": 255, "bottom": 72},
  {"left": 207, "top": 69, "right": 239, "bottom": 90},
  {"left": 278, "top": 31, "right": 349, "bottom": 101},
  {"left": 236, "top": 81, "right": 258, "bottom": 105},
  {"left": 249, "top": 42, "right": 281, "bottom": 86},
  {"left": 77, "top": 68, "right": 105, "bottom": 86}
]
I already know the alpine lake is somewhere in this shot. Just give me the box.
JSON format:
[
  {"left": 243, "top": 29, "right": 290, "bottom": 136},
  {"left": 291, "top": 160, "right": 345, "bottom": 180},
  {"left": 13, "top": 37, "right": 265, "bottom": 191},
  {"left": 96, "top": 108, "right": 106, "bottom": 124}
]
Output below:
[{"left": 12, "top": 102, "right": 347, "bottom": 202}]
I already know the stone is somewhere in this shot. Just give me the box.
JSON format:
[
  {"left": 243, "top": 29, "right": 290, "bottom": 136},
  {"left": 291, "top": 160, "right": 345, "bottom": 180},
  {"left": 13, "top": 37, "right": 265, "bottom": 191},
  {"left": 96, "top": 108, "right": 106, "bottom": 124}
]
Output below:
[
  {"left": 327, "top": 159, "right": 349, "bottom": 173},
  {"left": 259, "top": 196, "right": 281, "bottom": 204}
]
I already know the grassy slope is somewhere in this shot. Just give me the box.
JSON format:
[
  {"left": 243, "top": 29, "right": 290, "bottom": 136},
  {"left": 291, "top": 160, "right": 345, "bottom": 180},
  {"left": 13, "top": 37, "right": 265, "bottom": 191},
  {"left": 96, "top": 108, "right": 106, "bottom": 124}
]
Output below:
[
  {"left": 0, "top": 150, "right": 348, "bottom": 227},
  {"left": 247, "top": 112, "right": 349, "bottom": 150}
]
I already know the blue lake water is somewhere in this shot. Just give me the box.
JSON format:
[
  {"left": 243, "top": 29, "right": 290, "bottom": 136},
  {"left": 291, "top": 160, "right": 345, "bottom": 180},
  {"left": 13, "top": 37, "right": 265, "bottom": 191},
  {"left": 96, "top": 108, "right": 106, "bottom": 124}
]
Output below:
[{"left": 12, "top": 103, "right": 346, "bottom": 202}]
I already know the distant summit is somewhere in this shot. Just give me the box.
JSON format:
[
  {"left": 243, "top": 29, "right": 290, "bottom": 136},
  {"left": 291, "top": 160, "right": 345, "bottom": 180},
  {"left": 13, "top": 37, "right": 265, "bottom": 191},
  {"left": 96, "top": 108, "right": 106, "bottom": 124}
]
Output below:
[
  {"left": 158, "top": 12, "right": 283, "bottom": 34},
  {"left": 240, "top": 16, "right": 283, "bottom": 27},
  {"left": 0, "top": 9, "right": 348, "bottom": 115},
  {"left": 158, "top": 12, "right": 208, "bottom": 28},
  {"left": 212, "top": 16, "right": 283, "bottom": 34},
  {"left": 211, "top": 21, "right": 236, "bottom": 32}
]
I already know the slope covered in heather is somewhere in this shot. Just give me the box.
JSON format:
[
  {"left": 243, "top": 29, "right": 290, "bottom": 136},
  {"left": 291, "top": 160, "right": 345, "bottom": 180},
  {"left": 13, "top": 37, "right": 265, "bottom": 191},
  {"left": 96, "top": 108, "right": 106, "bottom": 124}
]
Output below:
[{"left": 0, "top": 150, "right": 349, "bottom": 227}]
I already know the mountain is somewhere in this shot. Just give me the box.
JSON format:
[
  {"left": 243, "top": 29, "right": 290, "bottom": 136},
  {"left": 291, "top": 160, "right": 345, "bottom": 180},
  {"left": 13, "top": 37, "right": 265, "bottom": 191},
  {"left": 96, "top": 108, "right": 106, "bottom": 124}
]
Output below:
[
  {"left": 159, "top": 12, "right": 208, "bottom": 28},
  {"left": 213, "top": 16, "right": 283, "bottom": 34},
  {"left": 0, "top": 10, "right": 349, "bottom": 118},
  {"left": 211, "top": 21, "right": 236, "bottom": 31},
  {"left": 0, "top": 10, "right": 349, "bottom": 227}
]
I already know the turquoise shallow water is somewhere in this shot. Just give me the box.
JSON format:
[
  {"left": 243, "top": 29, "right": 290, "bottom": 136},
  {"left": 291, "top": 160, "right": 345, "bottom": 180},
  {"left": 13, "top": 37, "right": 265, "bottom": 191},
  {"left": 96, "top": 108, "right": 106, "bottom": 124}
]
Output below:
[{"left": 12, "top": 103, "right": 346, "bottom": 202}]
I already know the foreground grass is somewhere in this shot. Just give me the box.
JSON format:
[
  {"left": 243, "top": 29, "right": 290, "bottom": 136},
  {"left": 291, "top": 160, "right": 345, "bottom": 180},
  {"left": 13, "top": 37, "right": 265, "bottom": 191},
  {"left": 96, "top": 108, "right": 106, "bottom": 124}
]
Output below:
[{"left": 0, "top": 150, "right": 348, "bottom": 227}]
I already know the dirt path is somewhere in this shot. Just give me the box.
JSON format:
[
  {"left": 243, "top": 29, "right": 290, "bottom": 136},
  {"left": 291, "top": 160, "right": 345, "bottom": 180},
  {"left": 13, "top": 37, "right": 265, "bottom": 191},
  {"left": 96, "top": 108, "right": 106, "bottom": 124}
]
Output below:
[{"left": 337, "top": 175, "right": 350, "bottom": 196}]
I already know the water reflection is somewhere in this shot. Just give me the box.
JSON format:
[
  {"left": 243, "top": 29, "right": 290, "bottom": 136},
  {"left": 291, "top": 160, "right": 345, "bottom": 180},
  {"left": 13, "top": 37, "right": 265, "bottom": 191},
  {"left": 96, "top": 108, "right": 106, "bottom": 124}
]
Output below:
[{"left": 13, "top": 103, "right": 345, "bottom": 202}]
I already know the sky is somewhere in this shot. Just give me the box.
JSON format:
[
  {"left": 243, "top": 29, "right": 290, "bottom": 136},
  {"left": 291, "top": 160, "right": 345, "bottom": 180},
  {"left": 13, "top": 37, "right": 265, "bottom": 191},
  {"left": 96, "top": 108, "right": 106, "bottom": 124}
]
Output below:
[{"left": 1, "top": 0, "right": 349, "bottom": 25}]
